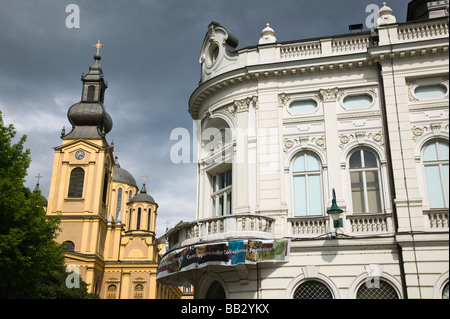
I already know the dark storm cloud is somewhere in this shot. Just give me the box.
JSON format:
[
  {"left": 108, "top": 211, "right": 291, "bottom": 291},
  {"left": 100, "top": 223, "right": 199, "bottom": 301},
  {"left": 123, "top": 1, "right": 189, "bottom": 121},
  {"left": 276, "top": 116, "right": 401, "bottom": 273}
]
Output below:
[{"left": 0, "top": 0, "right": 409, "bottom": 235}]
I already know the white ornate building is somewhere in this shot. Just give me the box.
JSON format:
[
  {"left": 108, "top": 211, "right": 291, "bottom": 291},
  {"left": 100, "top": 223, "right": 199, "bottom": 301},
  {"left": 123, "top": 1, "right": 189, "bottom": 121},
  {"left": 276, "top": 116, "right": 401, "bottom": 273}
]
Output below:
[{"left": 157, "top": 1, "right": 449, "bottom": 299}]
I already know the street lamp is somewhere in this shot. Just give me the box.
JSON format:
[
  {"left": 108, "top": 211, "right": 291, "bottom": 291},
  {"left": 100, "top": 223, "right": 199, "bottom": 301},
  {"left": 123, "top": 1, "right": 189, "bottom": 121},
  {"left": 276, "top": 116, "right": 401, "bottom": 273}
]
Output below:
[{"left": 327, "top": 188, "right": 343, "bottom": 228}]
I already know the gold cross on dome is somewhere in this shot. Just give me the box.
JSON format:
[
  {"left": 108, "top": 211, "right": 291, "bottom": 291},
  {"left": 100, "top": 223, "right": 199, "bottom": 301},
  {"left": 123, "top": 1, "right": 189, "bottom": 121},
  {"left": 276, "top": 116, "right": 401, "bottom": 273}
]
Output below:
[
  {"left": 142, "top": 174, "right": 149, "bottom": 183},
  {"left": 35, "top": 173, "right": 43, "bottom": 184},
  {"left": 93, "top": 39, "right": 104, "bottom": 55}
]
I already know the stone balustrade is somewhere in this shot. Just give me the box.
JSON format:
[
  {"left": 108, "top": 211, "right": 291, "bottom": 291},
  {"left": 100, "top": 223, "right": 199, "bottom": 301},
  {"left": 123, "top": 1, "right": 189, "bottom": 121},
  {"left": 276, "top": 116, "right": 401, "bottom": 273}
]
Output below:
[{"left": 166, "top": 214, "right": 275, "bottom": 251}]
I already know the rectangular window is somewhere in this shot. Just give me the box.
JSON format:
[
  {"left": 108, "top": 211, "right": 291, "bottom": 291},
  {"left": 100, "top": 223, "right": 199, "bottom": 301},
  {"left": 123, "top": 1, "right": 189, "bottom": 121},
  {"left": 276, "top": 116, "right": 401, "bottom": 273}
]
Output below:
[
  {"left": 211, "top": 169, "right": 232, "bottom": 216},
  {"left": 351, "top": 171, "right": 364, "bottom": 213},
  {"left": 294, "top": 176, "right": 306, "bottom": 216},
  {"left": 426, "top": 165, "right": 445, "bottom": 208}
]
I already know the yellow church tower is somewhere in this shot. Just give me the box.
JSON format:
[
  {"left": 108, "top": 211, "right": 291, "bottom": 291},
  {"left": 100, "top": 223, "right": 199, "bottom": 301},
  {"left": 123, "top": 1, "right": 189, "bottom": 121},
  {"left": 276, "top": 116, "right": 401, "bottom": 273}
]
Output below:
[{"left": 46, "top": 43, "right": 181, "bottom": 299}]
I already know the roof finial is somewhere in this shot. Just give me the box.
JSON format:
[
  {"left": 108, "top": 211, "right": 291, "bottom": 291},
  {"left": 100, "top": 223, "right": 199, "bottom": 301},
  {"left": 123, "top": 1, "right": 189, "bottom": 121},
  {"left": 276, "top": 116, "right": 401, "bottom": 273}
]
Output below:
[
  {"left": 259, "top": 22, "right": 277, "bottom": 45},
  {"left": 93, "top": 39, "right": 104, "bottom": 55}
]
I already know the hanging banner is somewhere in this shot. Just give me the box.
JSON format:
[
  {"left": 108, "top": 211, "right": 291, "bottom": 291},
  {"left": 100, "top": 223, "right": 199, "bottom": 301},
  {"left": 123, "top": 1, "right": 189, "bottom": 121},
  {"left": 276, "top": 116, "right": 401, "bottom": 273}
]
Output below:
[{"left": 157, "top": 239, "right": 290, "bottom": 280}]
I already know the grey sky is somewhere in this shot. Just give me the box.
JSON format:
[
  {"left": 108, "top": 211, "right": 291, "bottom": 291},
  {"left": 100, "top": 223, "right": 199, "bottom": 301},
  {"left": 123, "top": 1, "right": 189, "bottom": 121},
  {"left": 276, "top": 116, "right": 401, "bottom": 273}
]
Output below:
[{"left": 0, "top": 0, "right": 409, "bottom": 236}]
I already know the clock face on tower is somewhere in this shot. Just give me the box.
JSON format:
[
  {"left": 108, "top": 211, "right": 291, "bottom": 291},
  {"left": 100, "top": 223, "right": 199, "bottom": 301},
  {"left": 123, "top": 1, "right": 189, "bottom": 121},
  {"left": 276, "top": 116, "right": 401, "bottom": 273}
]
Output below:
[{"left": 75, "top": 150, "right": 85, "bottom": 160}]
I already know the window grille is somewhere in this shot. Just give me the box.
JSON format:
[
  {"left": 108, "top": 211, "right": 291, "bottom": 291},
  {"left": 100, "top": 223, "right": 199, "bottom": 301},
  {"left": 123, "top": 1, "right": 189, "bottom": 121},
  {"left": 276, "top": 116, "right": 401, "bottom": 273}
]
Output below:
[
  {"left": 293, "top": 281, "right": 333, "bottom": 299},
  {"left": 205, "top": 281, "right": 226, "bottom": 299},
  {"left": 443, "top": 282, "right": 449, "bottom": 299},
  {"left": 356, "top": 280, "right": 399, "bottom": 299}
]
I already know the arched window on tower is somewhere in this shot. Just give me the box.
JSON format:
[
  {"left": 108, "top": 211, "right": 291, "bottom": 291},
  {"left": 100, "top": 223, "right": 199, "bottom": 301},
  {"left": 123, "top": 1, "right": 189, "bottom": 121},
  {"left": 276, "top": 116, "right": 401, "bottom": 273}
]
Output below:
[
  {"left": 147, "top": 209, "right": 152, "bottom": 231},
  {"left": 68, "top": 167, "right": 85, "bottom": 198},
  {"left": 102, "top": 173, "right": 108, "bottom": 203},
  {"left": 136, "top": 208, "right": 142, "bottom": 230},
  {"left": 116, "top": 188, "right": 123, "bottom": 220},
  {"left": 87, "top": 85, "right": 95, "bottom": 101}
]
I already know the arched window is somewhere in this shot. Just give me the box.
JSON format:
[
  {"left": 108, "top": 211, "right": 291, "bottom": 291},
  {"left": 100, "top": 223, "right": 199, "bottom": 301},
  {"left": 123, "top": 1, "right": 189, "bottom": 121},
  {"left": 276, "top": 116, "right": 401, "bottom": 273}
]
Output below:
[
  {"left": 102, "top": 173, "right": 108, "bottom": 203},
  {"left": 293, "top": 280, "right": 333, "bottom": 299},
  {"left": 136, "top": 208, "right": 142, "bottom": 230},
  {"left": 128, "top": 209, "right": 132, "bottom": 231},
  {"left": 356, "top": 279, "right": 399, "bottom": 299},
  {"left": 106, "top": 285, "right": 117, "bottom": 299},
  {"left": 211, "top": 169, "right": 232, "bottom": 216},
  {"left": 68, "top": 167, "right": 85, "bottom": 198},
  {"left": 87, "top": 85, "right": 95, "bottom": 101},
  {"left": 349, "top": 149, "right": 382, "bottom": 213},
  {"left": 205, "top": 281, "right": 226, "bottom": 299},
  {"left": 134, "top": 284, "right": 144, "bottom": 299},
  {"left": 292, "top": 153, "right": 322, "bottom": 216},
  {"left": 63, "top": 241, "right": 75, "bottom": 252},
  {"left": 116, "top": 188, "right": 123, "bottom": 220},
  {"left": 423, "top": 141, "right": 449, "bottom": 208},
  {"left": 147, "top": 209, "right": 152, "bottom": 231}
]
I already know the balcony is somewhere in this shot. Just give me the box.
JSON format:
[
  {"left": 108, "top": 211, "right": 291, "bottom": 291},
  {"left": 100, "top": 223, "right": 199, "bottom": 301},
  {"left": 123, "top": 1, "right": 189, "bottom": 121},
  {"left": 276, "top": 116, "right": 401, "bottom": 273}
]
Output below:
[
  {"left": 165, "top": 214, "right": 275, "bottom": 251},
  {"left": 287, "top": 213, "right": 395, "bottom": 238}
]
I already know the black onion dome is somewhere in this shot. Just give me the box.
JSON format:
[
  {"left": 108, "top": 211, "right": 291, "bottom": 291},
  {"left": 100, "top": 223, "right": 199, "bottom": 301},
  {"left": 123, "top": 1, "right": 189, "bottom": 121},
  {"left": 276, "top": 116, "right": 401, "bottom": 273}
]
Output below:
[
  {"left": 67, "top": 102, "right": 104, "bottom": 127},
  {"left": 62, "top": 52, "right": 112, "bottom": 139},
  {"left": 129, "top": 184, "right": 156, "bottom": 204}
]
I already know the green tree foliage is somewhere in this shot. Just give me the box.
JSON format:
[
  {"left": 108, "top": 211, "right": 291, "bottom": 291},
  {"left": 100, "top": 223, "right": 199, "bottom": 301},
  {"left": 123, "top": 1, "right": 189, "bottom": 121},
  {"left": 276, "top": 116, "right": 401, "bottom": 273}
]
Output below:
[{"left": 0, "top": 111, "right": 97, "bottom": 298}]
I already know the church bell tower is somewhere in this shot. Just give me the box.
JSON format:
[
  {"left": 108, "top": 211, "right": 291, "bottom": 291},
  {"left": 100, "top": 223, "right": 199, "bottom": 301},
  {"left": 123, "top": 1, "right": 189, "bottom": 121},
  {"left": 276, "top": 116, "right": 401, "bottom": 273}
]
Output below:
[{"left": 46, "top": 41, "right": 114, "bottom": 293}]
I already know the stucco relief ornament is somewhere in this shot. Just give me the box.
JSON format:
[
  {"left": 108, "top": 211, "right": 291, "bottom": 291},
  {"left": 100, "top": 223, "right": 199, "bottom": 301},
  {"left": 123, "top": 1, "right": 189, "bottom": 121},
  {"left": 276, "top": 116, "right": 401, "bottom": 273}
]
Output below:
[
  {"left": 284, "top": 138, "right": 295, "bottom": 152},
  {"left": 339, "top": 134, "right": 352, "bottom": 148},
  {"left": 319, "top": 88, "right": 341, "bottom": 102},
  {"left": 312, "top": 136, "right": 326, "bottom": 149},
  {"left": 227, "top": 97, "right": 257, "bottom": 116},
  {"left": 278, "top": 93, "right": 291, "bottom": 107},
  {"left": 412, "top": 126, "right": 425, "bottom": 141},
  {"left": 368, "top": 132, "right": 384, "bottom": 145}
]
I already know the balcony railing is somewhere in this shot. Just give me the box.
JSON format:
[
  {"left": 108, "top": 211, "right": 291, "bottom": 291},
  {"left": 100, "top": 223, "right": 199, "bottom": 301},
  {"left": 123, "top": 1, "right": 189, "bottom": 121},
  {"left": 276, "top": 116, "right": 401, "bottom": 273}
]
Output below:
[
  {"left": 288, "top": 213, "right": 394, "bottom": 237},
  {"left": 288, "top": 216, "right": 327, "bottom": 237},
  {"left": 347, "top": 213, "right": 393, "bottom": 234},
  {"left": 166, "top": 214, "right": 275, "bottom": 251},
  {"left": 424, "top": 210, "right": 449, "bottom": 230},
  {"left": 397, "top": 19, "right": 448, "bottom": 41}
]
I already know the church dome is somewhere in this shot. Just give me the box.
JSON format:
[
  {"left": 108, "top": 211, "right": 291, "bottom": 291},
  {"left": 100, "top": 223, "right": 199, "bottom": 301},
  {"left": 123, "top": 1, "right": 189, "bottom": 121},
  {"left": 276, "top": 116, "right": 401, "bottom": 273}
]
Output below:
[
  {"left": 113, "top": 156, "right": 137, "bottom": 187},
  {"left": 129, "top": 184, "right": 156, "bottom": 204}
]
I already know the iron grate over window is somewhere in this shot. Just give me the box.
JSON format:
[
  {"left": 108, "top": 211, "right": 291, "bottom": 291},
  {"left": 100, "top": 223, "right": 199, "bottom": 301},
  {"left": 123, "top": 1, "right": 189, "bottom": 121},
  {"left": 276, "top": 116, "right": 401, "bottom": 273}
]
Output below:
[
  {"left": 442, "top": 282, "right": 449, "bottom": 299},
  {"left": 356, "top": 280, "right": 399, "bottom": 299},
  {"left": 293, "top": 281, "right": 333, "bottom": 299},
  {"left": 205, "top": 281, "right": 226, "bottom": 299}
]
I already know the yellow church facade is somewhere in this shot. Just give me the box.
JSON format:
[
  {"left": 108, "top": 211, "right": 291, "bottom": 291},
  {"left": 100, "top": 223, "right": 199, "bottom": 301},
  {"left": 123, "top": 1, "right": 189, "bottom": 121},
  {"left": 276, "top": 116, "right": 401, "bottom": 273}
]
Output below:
[{"left": 45, "top": 47, "right": 181, "bottom": 299}]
